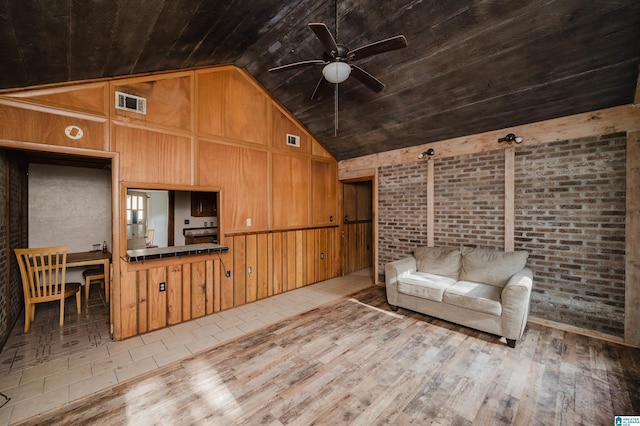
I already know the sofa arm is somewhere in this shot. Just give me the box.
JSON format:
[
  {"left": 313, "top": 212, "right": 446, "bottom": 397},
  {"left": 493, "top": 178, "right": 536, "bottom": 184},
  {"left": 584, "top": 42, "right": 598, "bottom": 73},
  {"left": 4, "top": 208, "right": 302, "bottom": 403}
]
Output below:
[
  {"left": 501, "top": 268, "right": 533, "bottom": 340},
  {"left": 385, "top": 256, "right": 417, "bottom": 307}
]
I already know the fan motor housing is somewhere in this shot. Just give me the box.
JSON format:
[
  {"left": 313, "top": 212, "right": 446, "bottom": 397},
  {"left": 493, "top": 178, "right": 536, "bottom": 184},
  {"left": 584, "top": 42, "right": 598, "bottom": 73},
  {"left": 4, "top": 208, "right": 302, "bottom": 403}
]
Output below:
[{"left": 324, "top": 45, "right": 350, "bottom": 61}]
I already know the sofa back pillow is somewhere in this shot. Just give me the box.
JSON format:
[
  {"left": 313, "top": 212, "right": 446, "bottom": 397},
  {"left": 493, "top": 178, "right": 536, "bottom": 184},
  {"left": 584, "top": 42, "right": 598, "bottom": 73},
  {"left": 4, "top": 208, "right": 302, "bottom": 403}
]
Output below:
[
  {"left": 460, "top": 248, "right": 529, "bottom": 287},
  {"left": 414, "top": 246, "right": 462, "bottom": 280}
]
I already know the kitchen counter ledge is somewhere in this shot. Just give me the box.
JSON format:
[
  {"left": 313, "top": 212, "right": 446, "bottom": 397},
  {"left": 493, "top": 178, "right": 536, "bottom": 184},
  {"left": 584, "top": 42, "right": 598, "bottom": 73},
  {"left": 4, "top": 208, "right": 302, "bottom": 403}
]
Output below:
[{"left": 126, "top": 243, "right": 229, "bottom": 262}]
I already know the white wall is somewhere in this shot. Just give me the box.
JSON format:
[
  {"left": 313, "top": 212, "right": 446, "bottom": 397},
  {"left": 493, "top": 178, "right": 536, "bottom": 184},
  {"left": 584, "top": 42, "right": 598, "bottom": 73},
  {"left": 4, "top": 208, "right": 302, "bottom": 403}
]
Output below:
[
  {"left": 147, "top": 191, "right": 168, "bottom": 247},
  {"left": 28, "top": 163, "right": 111, "bottom": 282}
]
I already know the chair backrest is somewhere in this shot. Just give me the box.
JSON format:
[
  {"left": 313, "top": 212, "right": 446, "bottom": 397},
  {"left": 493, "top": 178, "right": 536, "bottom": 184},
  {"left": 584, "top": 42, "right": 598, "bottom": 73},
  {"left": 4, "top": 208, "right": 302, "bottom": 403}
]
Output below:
[{"left": 14, "top": 245, "right": 69, "bottom": 302}]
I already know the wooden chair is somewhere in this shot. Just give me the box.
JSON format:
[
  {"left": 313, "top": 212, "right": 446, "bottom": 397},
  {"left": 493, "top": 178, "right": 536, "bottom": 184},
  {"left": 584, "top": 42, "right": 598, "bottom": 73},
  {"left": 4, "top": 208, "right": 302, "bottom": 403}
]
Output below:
[
  {"left": 82, "top": 266, "right": 108, "bottom": 306},
  {"left": 14, "top": 245, "right": 82, "bottom": 333}
]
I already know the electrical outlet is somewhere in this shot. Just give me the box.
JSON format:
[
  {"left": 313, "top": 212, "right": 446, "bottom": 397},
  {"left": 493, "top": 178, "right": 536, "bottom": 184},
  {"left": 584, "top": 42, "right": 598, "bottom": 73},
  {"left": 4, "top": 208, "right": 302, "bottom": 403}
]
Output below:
[
  {"left": 320, "top": 253, "right": 325, "bottom": 259},
  {"left": 225, "top": 271, "right": 231, "bottom": 278},
  {"left": 159, "top": 282, "right": 166, "bottom": 292},
  {"left": 248, "top": 266, "right": 252, "bottom": 274},
  {"left": 184, "top": 219, "right": 190, "bottom": 225}
]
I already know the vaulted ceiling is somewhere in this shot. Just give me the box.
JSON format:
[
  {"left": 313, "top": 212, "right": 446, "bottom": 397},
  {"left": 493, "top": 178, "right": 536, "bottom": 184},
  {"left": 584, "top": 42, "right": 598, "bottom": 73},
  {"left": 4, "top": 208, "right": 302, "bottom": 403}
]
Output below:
[{"left": 1, "top": 0, "right": 638, "bottom": 160}]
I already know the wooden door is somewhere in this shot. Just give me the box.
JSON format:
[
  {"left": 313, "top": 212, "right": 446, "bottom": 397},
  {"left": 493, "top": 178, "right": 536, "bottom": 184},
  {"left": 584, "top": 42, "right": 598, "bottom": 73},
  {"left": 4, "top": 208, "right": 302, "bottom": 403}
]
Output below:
[{"left": 341, "top": 181, "right": 373, "bottom": 275}]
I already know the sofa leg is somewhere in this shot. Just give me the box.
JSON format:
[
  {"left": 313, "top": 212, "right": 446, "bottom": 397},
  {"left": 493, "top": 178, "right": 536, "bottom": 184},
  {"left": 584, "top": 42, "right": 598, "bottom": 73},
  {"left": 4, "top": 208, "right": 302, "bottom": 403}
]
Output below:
[
  {"left": 389, "top": 304, "right": 398, "bottom": 312},
  {"left": 506, "top": 338, "right": 516, "bottom": 348}
]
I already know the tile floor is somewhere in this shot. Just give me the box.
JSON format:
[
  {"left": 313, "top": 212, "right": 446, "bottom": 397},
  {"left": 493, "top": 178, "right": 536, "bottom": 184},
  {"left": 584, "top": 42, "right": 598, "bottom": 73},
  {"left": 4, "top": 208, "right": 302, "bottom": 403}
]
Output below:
[
  {"left": 0, "top": 287, "right": 111, "bottom": 376},
  {"left": 0, "top": 270, "right": 374, "bottom": 425}
]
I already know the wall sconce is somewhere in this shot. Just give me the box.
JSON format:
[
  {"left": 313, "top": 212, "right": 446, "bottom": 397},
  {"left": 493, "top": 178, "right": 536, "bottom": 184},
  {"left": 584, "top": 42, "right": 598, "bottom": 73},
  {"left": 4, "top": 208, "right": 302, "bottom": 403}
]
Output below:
[
  {"left": 498, "top": 133, "right": 523, "bottom": 144},
  {"left": 418, "top": 148, "right": 435, "bottom": 159}
]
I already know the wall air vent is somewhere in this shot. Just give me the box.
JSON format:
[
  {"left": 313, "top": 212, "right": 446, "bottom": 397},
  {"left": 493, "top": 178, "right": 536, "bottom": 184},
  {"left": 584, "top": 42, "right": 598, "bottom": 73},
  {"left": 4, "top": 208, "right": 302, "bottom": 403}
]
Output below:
[
  {"left": 286, "top": 133, "right": 301, "bottom": 148},
  {"left": 115, "top": 91, "right": 147, "bottom": 114}
]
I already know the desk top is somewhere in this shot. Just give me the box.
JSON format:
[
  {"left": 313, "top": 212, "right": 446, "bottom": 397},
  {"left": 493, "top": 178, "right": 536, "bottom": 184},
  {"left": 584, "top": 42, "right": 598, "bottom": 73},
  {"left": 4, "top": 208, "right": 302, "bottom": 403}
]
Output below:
[{"left": 67, "top": 251, "right": 112, "bottom": 263}]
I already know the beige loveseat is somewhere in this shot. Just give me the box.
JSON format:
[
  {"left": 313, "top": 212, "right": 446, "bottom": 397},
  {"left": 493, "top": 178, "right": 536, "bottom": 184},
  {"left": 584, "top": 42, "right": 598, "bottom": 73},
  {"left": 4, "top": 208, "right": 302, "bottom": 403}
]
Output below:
[{"left": 385, "top": 246, "right": 533, "bottom": 348}]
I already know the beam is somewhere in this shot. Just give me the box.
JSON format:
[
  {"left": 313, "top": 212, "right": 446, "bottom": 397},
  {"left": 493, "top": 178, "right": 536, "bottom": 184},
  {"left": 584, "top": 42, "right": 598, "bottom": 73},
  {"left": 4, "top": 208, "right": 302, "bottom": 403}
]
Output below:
[
  {"left": 427, "top": 158, "right": 434, "bottom": 247},
  {"left": 504, "top": 148, "right": 515, "bottom": 252},
  {"left": 626, "top": 130, "right": 640, "bottom": 347},
  {"left": 339, "top": 104, "right": 640, "bottom": 177}
]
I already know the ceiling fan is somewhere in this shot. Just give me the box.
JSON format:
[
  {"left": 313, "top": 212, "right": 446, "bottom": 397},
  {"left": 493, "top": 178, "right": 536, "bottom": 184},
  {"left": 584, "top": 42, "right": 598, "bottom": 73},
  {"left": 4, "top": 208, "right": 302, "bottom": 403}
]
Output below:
[{"left": 269, "top": 8, "right": 408, "bottom": 135}]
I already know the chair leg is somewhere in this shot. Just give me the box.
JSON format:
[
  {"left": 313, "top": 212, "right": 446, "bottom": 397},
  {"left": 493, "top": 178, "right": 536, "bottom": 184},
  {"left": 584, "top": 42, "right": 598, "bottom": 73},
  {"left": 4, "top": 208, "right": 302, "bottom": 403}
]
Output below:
[
  {"left": 105, "top": 279, "right": 109, "bottom": 303},
  {"left": 59, "top": 298, "right": 65, "bottom": 326},
  {"left": 85, "top": 277, "right": 91, "bottom": 301},
  {"left": 76, "top": 291, "right": 82, "bottom": 314},
  {"left": 23, "top": 304, "right": 32, "bottom": 333}
]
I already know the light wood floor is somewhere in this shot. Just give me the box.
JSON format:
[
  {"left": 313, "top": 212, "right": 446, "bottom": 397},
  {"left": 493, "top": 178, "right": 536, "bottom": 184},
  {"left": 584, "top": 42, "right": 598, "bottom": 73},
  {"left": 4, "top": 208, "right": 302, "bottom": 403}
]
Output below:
[{"left": 16, "top": 286, "right": 640, "bottom": 425}]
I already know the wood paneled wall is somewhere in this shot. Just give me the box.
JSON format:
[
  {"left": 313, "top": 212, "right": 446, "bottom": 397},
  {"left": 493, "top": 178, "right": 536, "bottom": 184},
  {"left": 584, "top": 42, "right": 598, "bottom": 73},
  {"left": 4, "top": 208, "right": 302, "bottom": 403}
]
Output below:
[
  {"left": 119, "top": 228, "right": 338, "bottom": 337},
  {"left": 0, "top": 65, "right": 341, "bottom": 340}
]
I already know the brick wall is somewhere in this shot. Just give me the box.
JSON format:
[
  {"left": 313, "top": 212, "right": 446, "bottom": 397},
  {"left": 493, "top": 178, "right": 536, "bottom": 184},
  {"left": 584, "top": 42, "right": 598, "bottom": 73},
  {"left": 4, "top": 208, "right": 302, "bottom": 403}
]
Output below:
[
  {"left": 434, "top": 150, "right": 505, "bottom": 247},
  {"left": 378, "top": 150, "right": 505, "bottom": 274},
  {"left": 0, "top": 149, "right": 29, "bottom": 349},
  {"left": 378, "top": 161, "right": 429, "bottom": 271},
  {"left": 514, "top": 133, "right": 626, "bottom": 336},
  {"left": 378, "top": 133, "right": 627, "bottom": 337}
]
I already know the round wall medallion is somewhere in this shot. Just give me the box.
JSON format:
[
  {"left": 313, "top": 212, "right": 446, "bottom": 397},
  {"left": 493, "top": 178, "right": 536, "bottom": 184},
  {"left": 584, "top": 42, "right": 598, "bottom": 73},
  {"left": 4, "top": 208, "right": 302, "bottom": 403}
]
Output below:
[{"left": 64, "top": 125, "right": 84, "bottom": 140}]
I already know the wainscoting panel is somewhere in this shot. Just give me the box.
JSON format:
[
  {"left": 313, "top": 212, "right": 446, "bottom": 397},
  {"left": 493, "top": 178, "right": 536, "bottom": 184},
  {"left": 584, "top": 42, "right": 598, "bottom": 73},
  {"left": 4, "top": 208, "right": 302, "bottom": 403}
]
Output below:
[{"left": 118, "top": 227, "right": 339, "bottom": 339}]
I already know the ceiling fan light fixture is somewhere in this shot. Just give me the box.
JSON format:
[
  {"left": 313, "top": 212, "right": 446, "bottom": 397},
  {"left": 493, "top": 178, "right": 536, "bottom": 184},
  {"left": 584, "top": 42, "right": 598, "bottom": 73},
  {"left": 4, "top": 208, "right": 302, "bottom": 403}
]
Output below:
[{"left": 322, "top": 61, "right": 351, "bottom": 83}]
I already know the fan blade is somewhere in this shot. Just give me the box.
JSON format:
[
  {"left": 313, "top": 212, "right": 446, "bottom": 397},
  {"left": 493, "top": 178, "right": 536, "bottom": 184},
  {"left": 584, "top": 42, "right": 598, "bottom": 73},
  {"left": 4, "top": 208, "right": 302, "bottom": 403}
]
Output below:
[
  {"left": 308, "top": 23, "right": 339, "bottom": 56},
  {"left": 311, "top": 76, "right": 330, "bottom": 101},
  {"left": 269, "top": 60, "right": 325, "bottom": 72},
  {"left": 350, "top": 65, "right": 385, "bottom": 92},
  {"left": 349, "top": 35, "right": 408, "bottom": 61}
]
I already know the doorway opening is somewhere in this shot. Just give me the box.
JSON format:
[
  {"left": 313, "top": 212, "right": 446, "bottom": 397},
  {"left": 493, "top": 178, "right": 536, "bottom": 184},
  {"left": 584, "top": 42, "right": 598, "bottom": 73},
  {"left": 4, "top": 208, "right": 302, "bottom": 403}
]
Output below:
[
  {"left": 0, "top": 147, "right": 114, "bottom": 372},
  {"left": 341, "top": 179, "right": 374, "bottom": 281}
]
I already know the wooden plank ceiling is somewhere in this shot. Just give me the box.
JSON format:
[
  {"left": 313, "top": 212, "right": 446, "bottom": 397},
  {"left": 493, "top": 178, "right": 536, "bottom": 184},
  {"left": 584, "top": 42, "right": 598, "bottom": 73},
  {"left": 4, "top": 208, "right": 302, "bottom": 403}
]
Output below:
[{"left": 0, "top": 0, "right": 638, "bottom": 160}]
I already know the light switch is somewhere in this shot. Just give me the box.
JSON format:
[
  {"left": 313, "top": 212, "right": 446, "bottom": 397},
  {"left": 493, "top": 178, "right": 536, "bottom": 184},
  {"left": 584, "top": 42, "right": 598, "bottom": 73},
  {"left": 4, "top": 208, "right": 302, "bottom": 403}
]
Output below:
[{"left": 246, "top": 218, "right": 252, "bottom": 227}]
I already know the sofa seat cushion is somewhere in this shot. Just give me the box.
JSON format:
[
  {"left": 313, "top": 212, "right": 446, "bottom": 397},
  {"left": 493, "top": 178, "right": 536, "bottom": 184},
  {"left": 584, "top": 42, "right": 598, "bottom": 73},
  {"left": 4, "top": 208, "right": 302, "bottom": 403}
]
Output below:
[
  {"left": 443, "top": 280, "right": 503, "bottom": 316},
  {"left": 398, "top": 272, "right": 456, "bottom": 302}
]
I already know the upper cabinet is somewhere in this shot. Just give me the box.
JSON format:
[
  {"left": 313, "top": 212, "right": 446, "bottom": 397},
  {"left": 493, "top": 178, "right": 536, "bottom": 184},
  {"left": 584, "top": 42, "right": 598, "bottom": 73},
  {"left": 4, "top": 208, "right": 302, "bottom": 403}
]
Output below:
[{"left": 191, "top": 192, "right": 218, "bottom": 217}]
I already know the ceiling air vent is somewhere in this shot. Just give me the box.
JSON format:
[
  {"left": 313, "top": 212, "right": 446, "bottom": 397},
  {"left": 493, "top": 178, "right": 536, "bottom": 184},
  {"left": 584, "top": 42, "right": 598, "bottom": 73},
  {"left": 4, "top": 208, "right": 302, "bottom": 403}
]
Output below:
[
  {"left": 115, "top": 91, "right": 147, "bottom": 114},
  {"left": 286, "top": 133, "right": 301, "bottom": 148}
]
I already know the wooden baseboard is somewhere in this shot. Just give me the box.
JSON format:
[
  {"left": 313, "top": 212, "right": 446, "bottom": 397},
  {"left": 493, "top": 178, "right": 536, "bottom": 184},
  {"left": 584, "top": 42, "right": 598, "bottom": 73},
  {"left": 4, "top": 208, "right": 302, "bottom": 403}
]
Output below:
[{"left": 527, "top": 316, "right": 638, "bottom": 348}]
